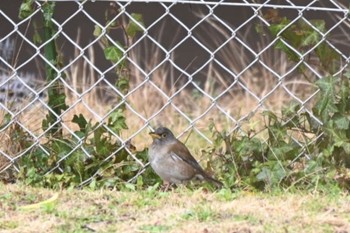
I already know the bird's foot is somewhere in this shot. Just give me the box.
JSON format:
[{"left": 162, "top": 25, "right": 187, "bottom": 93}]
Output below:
[{"left": 160, "top": 182, "right": 174, "bottom": 192}]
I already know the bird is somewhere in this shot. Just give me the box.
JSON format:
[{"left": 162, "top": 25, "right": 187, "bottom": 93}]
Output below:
[{"left": 148, "top": 127, "right": 223, "bottom": 190}]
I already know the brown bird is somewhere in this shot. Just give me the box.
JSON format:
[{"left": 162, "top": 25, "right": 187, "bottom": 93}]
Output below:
[{"left": 148, "top": 127, "right": 223, "bottom": 190}]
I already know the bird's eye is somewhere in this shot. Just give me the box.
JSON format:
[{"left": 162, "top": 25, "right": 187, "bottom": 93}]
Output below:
[{"left": 161, "top": 133, "right": 167, "bottom": 138}]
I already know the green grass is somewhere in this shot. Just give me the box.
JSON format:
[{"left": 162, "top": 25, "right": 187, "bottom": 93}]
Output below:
[{"left": 1, "top": 183, "right": 350, "bottom": 233}]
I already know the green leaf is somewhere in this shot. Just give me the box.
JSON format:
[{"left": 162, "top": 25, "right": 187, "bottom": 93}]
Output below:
[
  {"left": 136, "top": 175, "right": 144, "bottom": 188},
  {"left": 0, "top": 113, "right": 12, "bottom": 130},
  {"left": 268, "top": 17, "right": 290, "bottom": 36},
  {"left": 282, "top": 102, "right": 301, "bottom": 118},
  {"left": 334, "top": 116, "right": 350, "bottom": 130},
  {"left": 116, "top": 76, "right": 129, "bottom": 93},
  {"left": 315, "top": 43, "right": 340, "bottom": 73},
  {"left": 93, "top": 127, "right": 107, "bottom": 154},
  {"left": 235, "top": 137, "right": 265, "bottom": 160},
  {"left": 124, "top": 183, "right": 136, "bottom": 191},
  {"left": 72, "top": 114, "right": 88, "bottom": 132},
  {"left": 104, "top": 45, "right": 124, "bottom": 63},
  {"left": 342, "top": 142, "right": 350, "bottom": 154},
  {"left": 19, "top": 0, "right": 34, "bottom": 19},
  {"left": 304, "top": 160, "right": 318, "bottom": 174},
  {"left": 108, "top": 109, "right": 128, "bottom": 134},
  {"left": 275, "top": 40, "right": 300, "bottom": 62},
  {"left": 281, "top": 102, "right": 302, "bottom": 128},
  {"left": 256, "top": 162, "right": 287, "bottom": 188},
  {"left": 42, "top": 2, "right": 56, "bottom": 27},
  {"left": 73, "top": 131, "right": 86, "bottom": 140},
  {"left": 324, "top": 121, "right": 349, "bottom": 150},
  {"left": 33, "top": 23, "right": 43, "bottom": 44},
  {"left": 256, "top": 167, "right": 271, "bottom": 182},
  {"left": 126, "top": 13, "right": 144, "bottom": 38},
  {"left": 268, "top": 143, "right": 297, "bottom": 160},
  {"left": 344, "top": 72, "right": 350, "bottom": 79},
  {"left": 310, "top": 20, "right": 326, "bottom": 33},
  {"left": 93, "top": 25, "right": 103, "bottom": 37},
  {"left": 314, "top": 77, "right": 338, "bottom": 121},
  {"left": 42, "top": 115, "right": 53, "bottom": 131},
  {"left": 301, "top": 30, "right": 320, "bottom": 47},
  {"left": 47, "top": 91, "right": 68, "bottom": 111},
  {"left": 272, "top": 163, "right": 287, "bottom": 182},
  {"left": 262, "top": 110, "right": 278, "bottom": 123}
]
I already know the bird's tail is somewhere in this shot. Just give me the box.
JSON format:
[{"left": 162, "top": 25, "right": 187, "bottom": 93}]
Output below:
[
  {"left": 204, "top": 175, "right": 223, "bottom": 188},
  {"left": 195, "top": 168, "right": 223, "bottom": 188}
]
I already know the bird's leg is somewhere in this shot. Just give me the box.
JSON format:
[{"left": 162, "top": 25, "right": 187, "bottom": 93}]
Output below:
[
  {"left": 164, "top": 183, "right": 171, "bottom": 192},
  {"left": 161, "top": 181, "right": 172, "bottom": 192}
]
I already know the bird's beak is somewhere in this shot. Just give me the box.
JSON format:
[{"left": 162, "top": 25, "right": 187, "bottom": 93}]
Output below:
[{"left": 149, "top": 132, "right": 161, "bottom": 139}]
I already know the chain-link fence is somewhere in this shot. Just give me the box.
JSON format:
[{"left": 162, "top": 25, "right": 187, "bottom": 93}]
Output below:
[{"left": 0, "top": 0, "right": 349, "bottom": 186}]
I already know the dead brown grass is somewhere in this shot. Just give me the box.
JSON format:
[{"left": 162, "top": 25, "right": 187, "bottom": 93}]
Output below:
[{"left": 0, "top": 18, "right": 320, "bottom": 171}]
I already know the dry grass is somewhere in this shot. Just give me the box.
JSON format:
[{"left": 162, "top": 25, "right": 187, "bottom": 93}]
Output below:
[
  {"left": 63, "top": 28, "right": 315, "bottom": 147},
  {"left": 0, "top": 33, "right": 319, "bottom": 174},
  {"left": 1, "top": 8, "right": 347, "bottom": 172},
  {"left": 1, "top": 183, "right": 350, "bottom": 233}
]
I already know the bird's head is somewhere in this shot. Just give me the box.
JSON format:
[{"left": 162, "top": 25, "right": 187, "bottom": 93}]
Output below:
[{"left": 149, "top": 127, "right": 176, "bottom": 144}]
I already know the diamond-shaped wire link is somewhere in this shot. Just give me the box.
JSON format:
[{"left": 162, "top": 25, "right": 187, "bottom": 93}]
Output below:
[{"left": 0, "top": 0, "right": 349, "bottom": 184}]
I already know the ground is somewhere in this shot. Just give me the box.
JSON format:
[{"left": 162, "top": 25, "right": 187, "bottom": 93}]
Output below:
[{"left": 1, "top": 183, "right": 350, "bottom": 233}]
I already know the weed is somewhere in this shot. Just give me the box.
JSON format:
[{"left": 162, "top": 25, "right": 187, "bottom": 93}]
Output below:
[
  {"left": 138, "top": 224, "right": 171, "bottom": 233},
  {"left": 12, "top": 1, "right": 149, "bottom": 189},
  {"left": 200, "top": 12, "right": 350, "bottom": 191},
  {"left": 0, "top": 220, "right": 19, "bottom": 230},
  {"left": 1, "top": 2, "right": 349, "bottom": 193},
  {"left": 181, "top": 205, "right": 217, "bottom": 222}
]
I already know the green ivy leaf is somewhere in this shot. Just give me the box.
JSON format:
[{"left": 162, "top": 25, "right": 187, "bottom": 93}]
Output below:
[
  {"left": 274, "top": 40, "right": 300, "bottom": 62},
  {"left": 315, "top": 43, "right": 340, "bottom": 73},
  {"left": 310, "top": 19, "right": 326, "bottom": 33},
  {"left": 126, "top": 13, "right": 144, "bottom": 38},
  {"left": 256, "top": 167, "right": 272, "bottom": 183},
  {"left": 344, "top": 72, "right": 350, "bottom": 79},
  {"left": 268, "top": 17, "right": 290, "bottom": 36},
  {"left": 334, "top": 116, "right": 350, "bottom": 130},
  {"left": 324, "top": 121, "right": 348, "bottom": 150},
  {"left": 104, "top": 44, "right": 124, "bottom": 63},
  {"left": 72, "top": 114, "right": 88, "bottom": 132},
  {"left": 42, "top": 2, "right": 56, "bottom": 27},
  {"left": 73, "top": 131, "right": 86, "bottom": 140},
  {"left": 19, "top": 0, "right": 34, "bottom": 19},
  {"left": 124, "top": 183, "right": 136, "bottom": 191},
  {"left": 108, "top": 109, "right": 128, "bottom": 134},
  {"left": 314, "top": 77, "right": 338, "bottom": 121},
  {"left": 116, "top": 76, "right": 129, "bottom": 93},
  {"left": 342, "top": 143, "right": 350, "bottom": 154},
  {"left": 93, "top": 25, "right": 103, "bottom": 37},
  {"left": 47, "top": 91, "right": 68, "bottom": 111},
  {"left": 269, "top": 143, "right": 294, "bottom": 159},
  {"left": 301, "top": 30, "right": 320, "bottom": 47},
  {"left": 93, "top": 126, "right": 107, "bottom": 155},
  {"left": 262, "top": 110, "right": 279, "bottom": 123}
]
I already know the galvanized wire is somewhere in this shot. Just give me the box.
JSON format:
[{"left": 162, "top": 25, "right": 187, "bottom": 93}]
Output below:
[{"left": 0, "top": 0, "right": 349, "bottom": 184}]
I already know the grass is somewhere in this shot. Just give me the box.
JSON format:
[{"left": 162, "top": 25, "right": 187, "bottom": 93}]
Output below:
[
  {"left": 1, "top": 6, "right": 350, "bottom": 227},
  {"left": 1, "top": 183, "right": 350, "bottom": 233}
]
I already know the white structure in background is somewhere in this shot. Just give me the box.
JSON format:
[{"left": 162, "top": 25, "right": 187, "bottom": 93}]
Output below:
[{"left": 0, "top": 39, "right": 47, "bottom": 112}]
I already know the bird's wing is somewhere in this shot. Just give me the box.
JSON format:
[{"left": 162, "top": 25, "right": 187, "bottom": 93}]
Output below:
[
  {"left": 167, "top": 141, "right": 205, "bottom": 173},
  {"left": 167, "top": 141, "right": 223, "bottom": 187}
]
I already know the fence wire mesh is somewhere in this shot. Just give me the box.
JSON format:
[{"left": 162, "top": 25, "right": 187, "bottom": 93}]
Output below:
[{"left": 0, "top": 0, "right": 349, "bottom": 185}]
